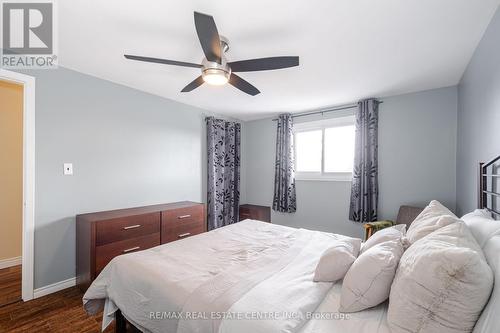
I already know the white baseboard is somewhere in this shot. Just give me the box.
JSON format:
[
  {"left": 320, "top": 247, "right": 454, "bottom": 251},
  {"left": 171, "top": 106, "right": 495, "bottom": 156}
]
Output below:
[
  {"left": 33, "top": 277, "right": 76, "bottom": 299},
  {"left": 0, "top": 256, "right": 22, "bottom": 269}
]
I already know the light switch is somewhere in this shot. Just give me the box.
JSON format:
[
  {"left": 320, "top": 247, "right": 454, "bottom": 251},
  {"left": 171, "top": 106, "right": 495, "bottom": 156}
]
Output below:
[{"left": 63, "top": 163, "right": 73, "bottom": 175}]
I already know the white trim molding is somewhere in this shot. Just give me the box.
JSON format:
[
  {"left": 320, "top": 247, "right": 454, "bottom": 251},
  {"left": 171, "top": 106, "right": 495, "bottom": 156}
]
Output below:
[
  {"left": 0, "top": 256, "right": 22, "bottom": 270},
  {"left": 296, "top": 174, "right": 353, "bottom": 182},
  {"left": 0, "top": 69, "right": 36, "bottom": 301},
  {"left": 33, "top": 277, "right": 76, "bottom": 299}
]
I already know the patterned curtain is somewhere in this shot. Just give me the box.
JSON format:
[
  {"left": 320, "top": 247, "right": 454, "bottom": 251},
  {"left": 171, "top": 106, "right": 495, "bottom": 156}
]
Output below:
[
  {"left": 349, "top": 99, "right": 380, "bottom": 222},
  {"left": 207, "top": 117, "right": 241, "bottom": 230},
  {"left": 273, "top": 114, "right": 297, "bottom": 213}
]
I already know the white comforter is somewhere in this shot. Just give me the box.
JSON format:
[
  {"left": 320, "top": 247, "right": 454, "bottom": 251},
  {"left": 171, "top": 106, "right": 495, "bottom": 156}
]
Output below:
[{"left": 83, "top": 220, "right": 389, "bottom": 333}]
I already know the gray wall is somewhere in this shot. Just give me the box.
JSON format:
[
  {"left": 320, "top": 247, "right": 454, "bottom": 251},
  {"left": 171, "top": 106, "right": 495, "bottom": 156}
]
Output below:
[
  {"left": 379, "top": 87, "right": 457, "bottom": 219},
  {"left": 457, "top": 7, "right": 500, "bottom": 216},
  {"left": 242, "top": 87, "right": 458, "bottom": 238},
  {"left": 26, "top": 68, "right": 219, "bottom": 288},
  {"left": 23, "top": 63, "right": 462, "bottom": 287}
]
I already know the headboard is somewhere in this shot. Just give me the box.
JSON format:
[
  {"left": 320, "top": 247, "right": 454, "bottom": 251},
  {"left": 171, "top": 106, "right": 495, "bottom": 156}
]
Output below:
[
  {"left": 478, "top": 155, "right": 500, "bottom": 218},
  {"left": 474, "top": 157, "right": 500, "bottom": 332},
  {"left": 396, "top": 205, "right": 423, "bottom": 227}
]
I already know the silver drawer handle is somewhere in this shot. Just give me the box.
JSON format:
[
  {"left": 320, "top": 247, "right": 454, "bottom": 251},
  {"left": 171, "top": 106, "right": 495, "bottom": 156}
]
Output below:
[
  {"left": 123, "top": 224, "right": 141, "bottom": 230},
  {"left": 122, "top": 246, "right": 140, "bottom": 253},
  {"left": 178, "top": 233, "right": 191, "bottom": 238},
  {"left": 178, "top": 215, "right": 191, "bottom": 219}
]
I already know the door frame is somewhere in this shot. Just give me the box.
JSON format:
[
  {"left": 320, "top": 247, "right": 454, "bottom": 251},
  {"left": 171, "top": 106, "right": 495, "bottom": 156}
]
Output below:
[{"left": 0, "top": 69, "right": 35, "bottom": 301}]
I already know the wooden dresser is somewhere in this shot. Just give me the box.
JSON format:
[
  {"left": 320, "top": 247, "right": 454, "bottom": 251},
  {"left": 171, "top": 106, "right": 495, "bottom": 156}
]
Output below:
[
  {"left": 76, "top": 201, "right": 205, "bottom": 291},
  {"left": 239, "top": 204, "right": 271, "bottom": 222}
]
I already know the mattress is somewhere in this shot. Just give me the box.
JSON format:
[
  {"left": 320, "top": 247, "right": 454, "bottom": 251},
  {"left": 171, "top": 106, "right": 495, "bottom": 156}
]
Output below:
[{"left": 83, "top": 220, "right": 390, "bottom": 333}]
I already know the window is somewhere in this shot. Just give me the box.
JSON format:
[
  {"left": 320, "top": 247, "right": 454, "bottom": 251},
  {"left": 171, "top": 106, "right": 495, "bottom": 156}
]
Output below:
[{"left": 294, "top": 116, "right": 355, "bottom": 181}]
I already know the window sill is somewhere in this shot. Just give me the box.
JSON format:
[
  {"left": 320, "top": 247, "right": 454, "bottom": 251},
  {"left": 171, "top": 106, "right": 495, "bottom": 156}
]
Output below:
[
  {"left": 295, "top": 177, "right": 352, "bottom": 182},
  {"left": 295, "top": 172, "right": 352, "bottom": 182}
]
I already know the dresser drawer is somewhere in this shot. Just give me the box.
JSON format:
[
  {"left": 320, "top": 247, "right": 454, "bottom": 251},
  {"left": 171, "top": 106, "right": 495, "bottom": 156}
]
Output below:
[
  {"left": 161, "top": 206, "right": 205, "bottom": 243},
  {"left": 162, "top": 206, "right": 204, "bottom": 227},
  {"left": 95, "top": 213, "right": 160, "bottom": 246},
  {"left": 95, "top": 232, "right": 160, "bottom": 275},
  {"left": 161, "top": 221, "right": 205, "bottom": 243}
]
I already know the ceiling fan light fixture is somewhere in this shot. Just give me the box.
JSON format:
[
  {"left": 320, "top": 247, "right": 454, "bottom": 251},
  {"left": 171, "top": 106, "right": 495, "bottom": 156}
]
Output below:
[
  {"left": 124, "top": 12, "right": 298, "bottom": 95},
  {"left": 202, "top": 68, "right": 230, "bottom": 85}
]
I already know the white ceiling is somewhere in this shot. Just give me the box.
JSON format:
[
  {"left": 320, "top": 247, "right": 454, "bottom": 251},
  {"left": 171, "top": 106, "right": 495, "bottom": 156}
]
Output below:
[{"left": 59, "top": 0, "right": 499, "bottom": 121}]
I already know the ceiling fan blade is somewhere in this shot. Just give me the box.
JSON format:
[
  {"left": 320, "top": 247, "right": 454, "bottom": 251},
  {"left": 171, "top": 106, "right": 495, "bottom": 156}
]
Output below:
[
  {"left": 229, "top": 56, "right": 299, "bottom": 72},
  {"left": 194, "top": 12, "right": 222, "bottom": 64},
  {"left": 181, "top": 76, "right": 204, "bottom": 92},
  {"left": 124, "top": 55, "right": 202, "bottom": 68},
  {"left": 229, "top": 74, "right": 260, "bottom": 96}
]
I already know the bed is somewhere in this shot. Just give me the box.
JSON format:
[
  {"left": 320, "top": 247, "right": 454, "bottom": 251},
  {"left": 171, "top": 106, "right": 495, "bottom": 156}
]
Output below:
[{"left": 84, "top": 156, "right": 500, "bottom": 333}]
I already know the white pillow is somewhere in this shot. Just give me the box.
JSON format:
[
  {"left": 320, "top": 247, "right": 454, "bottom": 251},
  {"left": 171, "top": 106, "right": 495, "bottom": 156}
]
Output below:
[
  {"left": 361, "top": 224, "right": 407, "bottom": 254},
  {"left": 406, "top": 200, "right": 458, "bottom": 244},
  {"left": 313, "top": 237, "right": 362, "bottom": 282},
  {"left": 461, "top": 209, "right": 500, "bottom": 248},
  {"left": 339, "top": 239, "right": 404, "bottom": 313},
  {"left": 387, "top": 221, "right": 493, "bottom": 333},
  {"left": 462, "top": 208, "right": 493, "bottom": 220}
]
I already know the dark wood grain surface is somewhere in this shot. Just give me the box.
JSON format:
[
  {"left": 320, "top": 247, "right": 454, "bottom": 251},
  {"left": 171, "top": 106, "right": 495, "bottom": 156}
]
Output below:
[
  {"left": 0, "top": 266, "right": 21, "bottom": 307},
  {"left": 95, "top": 213, "right": 160, "bottom": 246},
  {"left": 77, "top": 201, "right": 202, "bottom": 222},
  {"left": 161, "top": 205, "right": 206, "bottom": 243},
  {"left": 0, "top": 286, "right": 114, "bottom": 333},
  {"left": 239, "top": 204, "right": 271, "bottom": 222},
  {"left": 95, "top": 233, "right": 161, "bottom": 274}
]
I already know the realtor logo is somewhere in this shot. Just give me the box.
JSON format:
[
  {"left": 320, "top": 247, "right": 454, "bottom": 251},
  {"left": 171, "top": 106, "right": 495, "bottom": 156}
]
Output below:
[{"left": 1, "top": 0, "right": 58, "bottom": 68}]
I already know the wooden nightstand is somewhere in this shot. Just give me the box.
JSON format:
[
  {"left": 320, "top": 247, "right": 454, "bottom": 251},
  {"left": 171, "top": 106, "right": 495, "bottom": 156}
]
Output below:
[{"left": 239, "top": 204, "right": 271, "bottom": 223}]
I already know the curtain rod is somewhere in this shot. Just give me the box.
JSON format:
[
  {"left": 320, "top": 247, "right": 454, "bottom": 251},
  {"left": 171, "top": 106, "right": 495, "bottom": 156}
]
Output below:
[{"left": 272, "top": 101, "right": 384, "bottom": 121}]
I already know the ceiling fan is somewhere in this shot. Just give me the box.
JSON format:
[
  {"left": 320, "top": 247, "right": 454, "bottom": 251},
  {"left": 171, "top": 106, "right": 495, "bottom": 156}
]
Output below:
[{"left": 124, "top": 12, "right": 299, "bottom": 96}]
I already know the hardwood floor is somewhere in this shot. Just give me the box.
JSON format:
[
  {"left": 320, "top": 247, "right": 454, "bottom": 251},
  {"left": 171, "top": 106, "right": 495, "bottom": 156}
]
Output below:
[
  {"left": 0, "top": 266, "right": 21, "bottom": 307},
  {"left": 0, "top": 287, "right": 114, "bottom": 333}
]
